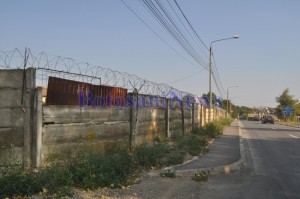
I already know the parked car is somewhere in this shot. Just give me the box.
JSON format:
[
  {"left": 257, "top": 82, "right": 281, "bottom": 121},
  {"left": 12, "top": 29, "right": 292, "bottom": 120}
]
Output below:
[
  {"left": 253, "top": 115, "right": 260, "bottom": 121},
  {"left": 262, "top": 115, "right": 274, "bottom": 124}
]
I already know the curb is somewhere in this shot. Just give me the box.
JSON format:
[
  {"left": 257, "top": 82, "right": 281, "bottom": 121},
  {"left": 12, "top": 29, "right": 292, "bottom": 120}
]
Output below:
[{"left": 157, "top": 120, "right": 246, "bottom": 178}]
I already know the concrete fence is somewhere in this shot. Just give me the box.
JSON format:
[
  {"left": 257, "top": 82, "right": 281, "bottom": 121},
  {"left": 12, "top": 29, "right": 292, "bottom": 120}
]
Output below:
[
  {"left": 0, "top": 68, "right": 225, "bottom": 167},
  {"left": 0, "top": 68, "right": 37, "bottom": 167}
]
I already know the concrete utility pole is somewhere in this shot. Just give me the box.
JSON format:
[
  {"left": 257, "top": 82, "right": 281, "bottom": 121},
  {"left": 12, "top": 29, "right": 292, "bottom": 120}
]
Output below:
[
  {"left": 209, "top": 46, "right": 213, "bottom": 122},
  {"left": 226, "top": 86, "right": 238, "bottom": 117},
  {"left": 209, "top": 35, "right": 239, "bottom": 122}
]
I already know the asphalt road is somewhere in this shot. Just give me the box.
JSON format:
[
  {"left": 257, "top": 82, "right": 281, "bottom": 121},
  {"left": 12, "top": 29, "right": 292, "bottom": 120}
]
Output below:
[{"left": 198, "top": 120, "right": 300, "bottom": 199}]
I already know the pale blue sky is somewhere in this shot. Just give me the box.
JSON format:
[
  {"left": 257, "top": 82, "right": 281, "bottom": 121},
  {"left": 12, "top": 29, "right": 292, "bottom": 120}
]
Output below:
[{"left": 1, "top": 0, "right": 299, "bottom": 107}]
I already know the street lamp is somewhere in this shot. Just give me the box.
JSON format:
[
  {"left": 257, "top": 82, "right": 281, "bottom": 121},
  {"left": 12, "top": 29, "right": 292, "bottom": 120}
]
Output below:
[
  {"left": 226, "top": 86, "right": 239, "bottom": 117},
  {"left": 209, "top": 35, "right": 239, "bottom": 122}
]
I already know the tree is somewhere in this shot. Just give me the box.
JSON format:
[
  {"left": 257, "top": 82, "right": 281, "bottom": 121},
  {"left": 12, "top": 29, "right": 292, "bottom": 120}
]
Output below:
[
  {"left": 202, "top": 92, "right": 217, "bottom": 107},
  {"left": 222, "top": 99, "right": 239, "bottom": 118},
  {"left": 275, "top": 88, "right": 299, "bottom": 119},
  {"left": 236, "top": 106, "right": 253, "bottom": 119},
  {"left": 295, "top": 103, "right": 300, "bottom": 116},
  {"left": 230, "top": 104, "right": 239, "bottom": 118}
]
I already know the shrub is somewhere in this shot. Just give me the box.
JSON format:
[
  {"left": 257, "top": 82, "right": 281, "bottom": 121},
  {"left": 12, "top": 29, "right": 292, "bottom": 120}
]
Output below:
[
  {"left": 0, "top": 163, "right": 73, "bottom": 198},
  {"left": 134, "top": 143, "right": 168, "bottom": 168},
  {"left": 0, "top": 166, "right": 40, "bottom": 198},
  {"left": 161, "top": 148, "right": 185, "bottom": 166},
  {"left": 0, "top": 147, "right": 133, "bottom": 198},
  {"left": 0, "top": 117, "right": 234, "bottom": 198},
  {"left": 206, "top": 122, "right": 224, "bottom": 138},
  {"left": 171, "top": 130, "right": 183, "bottom": 141},
  {"left": 70, "top": 148, "right": 133, "bottom": 189},
  {"left": 218, "top": 117, "right": 233, "bottom": 127},
  {"left": 173, "top": 134, "right": 208, "bottom": 156},
  {"left": 38, "top": 163, "right": 73, "bottom": 195}
]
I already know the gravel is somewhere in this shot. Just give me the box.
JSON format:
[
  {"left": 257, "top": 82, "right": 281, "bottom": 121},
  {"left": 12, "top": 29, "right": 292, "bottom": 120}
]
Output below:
[{"left": 72, "top": 174, "right": 204, "bottom": 199}]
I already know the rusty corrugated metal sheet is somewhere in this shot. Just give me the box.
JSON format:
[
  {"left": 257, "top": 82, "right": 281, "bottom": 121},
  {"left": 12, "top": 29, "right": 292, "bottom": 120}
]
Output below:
[{"left": 46, "top": 77, "right": 127, "bottom": 106}]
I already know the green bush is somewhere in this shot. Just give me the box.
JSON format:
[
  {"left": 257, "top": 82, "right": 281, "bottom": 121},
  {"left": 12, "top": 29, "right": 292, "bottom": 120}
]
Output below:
[
  {"left": 0, "top": 118, "right": 234, "bottom": 198},
  {"left": 170, "top": 130, "right": 183, "bottom": 141},
  {"left": 0, "top": 163, "right": 74, "bottom": 198},
  {"left": 175, "top": 135, "right": 208, "bottom": 156},
  {"left": 0, "top": 148, "right": 133, "bottom": 198},
  {"left": 70, "top": 148, "right": 133, "bottom": 189},
  {"left": 38, "top": 163, "right": 73, "bottom": 195},
  {"left": 205, "top": 122, "right": 223, "bottom": 138},
  {"left": 192, "top": 117, "right": 233, "bottom": 139},
  {"left": 163, "top": 148, "right": 185, "bottom": 166},
  {"left": 218, "top": 117, "right": 233, "bottom": 127},
  {"left": 0, "top": 166, "right": 40, "bottom": 198},
  {"left": 134, "top": 143, "right": 168, "bottom": 168}
]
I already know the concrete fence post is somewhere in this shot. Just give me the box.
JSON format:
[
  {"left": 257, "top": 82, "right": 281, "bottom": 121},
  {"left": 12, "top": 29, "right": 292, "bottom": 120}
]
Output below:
[
  {"left": 24, "top": 68, "right": 36, "bottom": 167},
  {"left": 32, "top": 87, "right": 42, "bottom": 167},
  {"left": 192, "top": 102, "right": 195, "bottom": 130},
  {"left": 129, "top": 92, "right": 138, "bottom": 150},
  {"left": 203, "top": 106, "right": 207, "bottom": 125},
  {"left": 199, "top": 105, "right": 202, "bottom": 126},
  {"left": 165, "top": 98, "right": 170, "bottom": 138},
  {"left": 181, "top": 103, "right": 185, "bottom": 135}
]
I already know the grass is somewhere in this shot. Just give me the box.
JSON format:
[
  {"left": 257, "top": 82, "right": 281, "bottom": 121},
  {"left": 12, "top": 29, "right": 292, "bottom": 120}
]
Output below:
[
  {"left": 0, "top": 117, "right": 233, "bottom": 198},
  {"left": 0, "top": 148, "right": 133, "bottom": 198},
  {"left": 278, "top": 120, "right": 300, "bottom": 128}
]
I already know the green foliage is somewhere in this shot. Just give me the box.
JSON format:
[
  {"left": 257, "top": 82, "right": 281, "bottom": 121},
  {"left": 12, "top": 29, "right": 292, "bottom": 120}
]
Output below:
[
  {"left": 204, "top": 122, "right": 223, "bottom": 138},
  {"left": 70, "top": 148, "right": 133, "bottom": 189},
  {"left": 276, "top": 88, "right": 299, "bottom": 119},
  {"left": 0, "top": 165, "right": 40, "bottom": 198},
  {"left": 0, "top": 117, "right": 233, "bottom": 198},
  {"left": 192, "top": 118, "right": 232, "bottom": 139},
  {"left": 278, "top": 120, "right": 300, "bottom": 127},
  {"left": 295, "top": 103, "right": 300, "bottom": 116},
  {"left": 202, "top": 92, "right": 217, "bottom": 107},
  {"left": 174, "top": 134, "right": 208, "bottom": 156},
  {"left": 218, "top": 117, "right": 233, "bottom": 127},
  {"left": 237, "top": 106, "right": 253, "bottom": 119},
  {"left": 171, "top": 117, "right": 233, "bottom": 157},
  {"left": 185, "top": 135, "right": 208, "bottom": 156},
  {"left": 0, "top": 148, "right": 133, "bottom": 198},
  {"left": 133, "top": 141, "right": 186, "bottom": 168},
  {"left": 230, "top": 104, "right": 239, "bottom": 118},
  {"left": 134, "top": 143, "right": 168, "bottom": 168},
  {"left": 0, "top": 163, "right": 74, "bottom": 198},
  {"left": 170, "top": 130, "right": 183, "bottom": 141},
  {"left": 38, "top": 163, "right": 74, "bottom": 195},
  {"left": 163, "top": 149, "right": 185, "bottom": 165}
]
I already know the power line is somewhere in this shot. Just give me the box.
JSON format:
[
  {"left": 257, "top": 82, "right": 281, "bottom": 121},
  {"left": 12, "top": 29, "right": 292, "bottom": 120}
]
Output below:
[
  {"left": 173, "top": 0, "right": 209, "bottom": 51},
  {"left": 121, "top": 0, "right": 228, "bottom": 98},
  {"left": 212, "top": 52, "right": 226, "bottom": 97},
  {"left": 122, "top": 0, "right": 210, "bottom": 71},
  {"left": 140, "top": 0, "right": 209, "bottom": 69},
  {"left": 120, "top": 0, "right": 201, "bottom": 69},
  {"left": 165, "top": 70, "right": 203, "bottom": 84}
]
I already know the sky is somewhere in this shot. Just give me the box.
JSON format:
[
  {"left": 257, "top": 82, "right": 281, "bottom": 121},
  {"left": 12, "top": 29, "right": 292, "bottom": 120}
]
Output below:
[{"left": 1, "top": 0, "right": 299, "bottom": 108}]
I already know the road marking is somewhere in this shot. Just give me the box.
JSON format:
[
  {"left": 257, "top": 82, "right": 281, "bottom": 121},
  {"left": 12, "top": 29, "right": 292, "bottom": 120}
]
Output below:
[
  {"left": 288, "top": 134, "right": 298, "bottom": 138},
  {"left": 271, "top": 127, "right": 277, "bottom": 130}
]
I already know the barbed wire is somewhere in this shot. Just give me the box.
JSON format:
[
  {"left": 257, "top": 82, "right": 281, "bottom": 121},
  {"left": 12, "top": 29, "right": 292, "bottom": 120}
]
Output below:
[{"left": 0, "top": 48, "right": 200, "bottom": 101}]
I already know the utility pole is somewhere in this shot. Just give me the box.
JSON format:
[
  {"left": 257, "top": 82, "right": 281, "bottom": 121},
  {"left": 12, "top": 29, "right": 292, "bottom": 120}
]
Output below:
[
  {"left": 226, "top": 86, "right": 238, "bottom": 117},
  {"left": 226, "top": 89, "right": 229, "bottom": 118},
  {"left": 208, "top": 35, "right": 239, "bottom": 122},
  {"left": 209, "top": 46, "right": 213, "bottom": 122}
]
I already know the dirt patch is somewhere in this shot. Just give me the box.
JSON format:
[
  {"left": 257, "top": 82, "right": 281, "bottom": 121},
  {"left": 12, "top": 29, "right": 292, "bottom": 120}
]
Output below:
[{"left": 73, "top": 174, "right": 203, "bottom": 199}]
